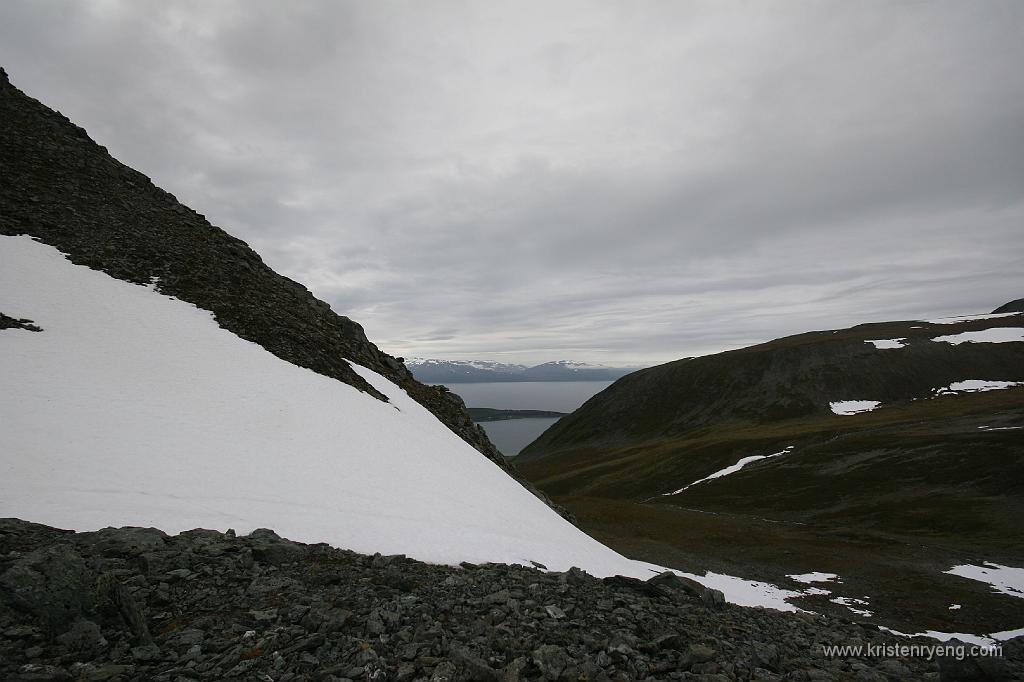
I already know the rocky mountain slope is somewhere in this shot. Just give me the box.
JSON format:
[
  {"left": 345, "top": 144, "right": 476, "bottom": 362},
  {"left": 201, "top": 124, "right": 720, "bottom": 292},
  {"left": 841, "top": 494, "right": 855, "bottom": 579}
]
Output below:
[
  {"left": 0, "top": 66, "right": 579, "bottom": 516},
  {"left": 520, "top": 308, "right": 1024, "bottom": 638},
  {"left": 6, "top": 519, "right": 1019, "bottom": 682},
  {"left": 408, "top": 358, "right": 638, "bottom": 384},
  {"left": 0, "top": 67, "right": 498, "bottom": 466}
]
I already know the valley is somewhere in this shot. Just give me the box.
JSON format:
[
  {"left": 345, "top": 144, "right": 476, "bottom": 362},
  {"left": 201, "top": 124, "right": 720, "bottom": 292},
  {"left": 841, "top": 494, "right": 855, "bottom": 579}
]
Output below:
[
  {"left": 518, "top": 311, "right": 1024, "bottom": 640},
  {"left": 4, "top": 2, "right": 1024, "bottom": 674}
]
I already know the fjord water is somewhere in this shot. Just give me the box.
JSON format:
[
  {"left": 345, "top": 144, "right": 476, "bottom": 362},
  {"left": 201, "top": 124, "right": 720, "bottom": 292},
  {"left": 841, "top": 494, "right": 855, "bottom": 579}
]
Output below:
[
  {"left": 444, "top": 381, "right": 614, "bottom": 456},
  {"left": 446, "top": 380, "right": 615, "bottom": 412},
  {"left": 478, "top": 418, "right": 563, "bottom": 457}
]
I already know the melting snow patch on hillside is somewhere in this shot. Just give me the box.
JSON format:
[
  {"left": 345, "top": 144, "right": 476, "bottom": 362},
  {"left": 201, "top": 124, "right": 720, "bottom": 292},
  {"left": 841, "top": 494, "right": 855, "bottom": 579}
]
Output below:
[
  {"left": 932, "top": 327, "right": 1024, "bottom": 345},
  {"left": 663, "top": 446, "right": 794, "bottom": 495},
  {"left": 788, "top": 572, "right": 841, "bottom": 584},
  {"left": 831, "top": 596, "right": 873, "bottom": 617},
  {"left": 865, "top": 338, "right": 905, "bottom": 349},
  {"left": 945, "top": 563, "right": 1024, "bottom": 599},
  {"left": 935, "top": 380, "right": 1024, "bottom": 395},
  {"left": 881, "top": 624, "right": 1024, "bottom": 647},
  {"left": 629, "top": 562, "right": 807, "bottom": 612},
  {"left": 829, "top": 400, "right": 880, "bottom": 415},
  {"left": 924, "top": 312, "right": 1019, "bottom": 325}
]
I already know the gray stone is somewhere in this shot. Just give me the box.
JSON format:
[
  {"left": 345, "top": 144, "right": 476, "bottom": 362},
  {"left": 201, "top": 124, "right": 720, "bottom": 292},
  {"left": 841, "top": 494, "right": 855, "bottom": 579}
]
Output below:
[
  {"left": 55, "top": 619, "right": 106, "bottom": 653},
  {"left": 532, "top": 644, "right": 569, "bottom": 681},
  {"left": 130, "top": 643, "right": 161, "bottom": 662},
  {"left": 0, "top": 545, "right": 97, "bottom": 635},
  {"left": 544, "top": 604, "right": 566, "bottom": 619},
  {"left": 430, "top": 660, "right": 458, "bottom": 682}
]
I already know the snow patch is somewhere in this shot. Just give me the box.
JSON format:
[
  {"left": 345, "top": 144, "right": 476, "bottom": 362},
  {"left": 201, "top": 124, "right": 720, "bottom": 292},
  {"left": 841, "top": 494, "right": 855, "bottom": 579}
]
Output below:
[
  {"left": 945, "top": 563, "right": 1024, "bottom": 600},
  {"left": 788, "top": 572, "right": 841, "bottom": 584},
  {"left": 664, "top": 568, "right": 806, "bottom": 612},
  {"left": 991, "top": 626, "right": 1024, "bottom": 641},
  {"left": 663, "top": 446, "right": 794, "bottom": 496},
  {"left": 924, "top": 312, "right": 1019, "bottom": 325},
  {"left": 829, "top": 400, "right": 880, "bottom": 415},
  {"left": 831, "top": 596, "right": 873, "bottom": 617},
  {"left": 935, "top": 380, "right": 1024, "bottom": 396},
  {"left": 932, "top": 327, "right": 1024, "bottom": 345},
  {"left": 878, "top": 627, "right": 998, "bottom": 647},
  {"left": 879, "top": 625, "right": 1024, "bottom": 647},
  {"left": 865, "top": 338, "right": 905, "bottom": 349}
]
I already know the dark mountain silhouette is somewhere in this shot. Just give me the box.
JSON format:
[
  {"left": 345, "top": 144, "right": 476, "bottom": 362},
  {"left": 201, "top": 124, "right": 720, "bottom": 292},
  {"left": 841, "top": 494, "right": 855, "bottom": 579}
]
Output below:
[{"left": 993, "top": 298, "right": 1024, "bottom": 314}]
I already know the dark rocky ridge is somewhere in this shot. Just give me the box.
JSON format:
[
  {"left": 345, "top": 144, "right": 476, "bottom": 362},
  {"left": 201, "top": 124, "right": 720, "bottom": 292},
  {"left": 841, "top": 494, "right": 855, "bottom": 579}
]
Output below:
[
  {"left": 5, "top": 518, "right": 1019, "bottom": 682},
  {"left": 0, "top": 312, "right": 42, "bottom": 332},
  {"left": 0, "top": 67, "right": 567, "bottom": 519},
  {"left": 993, "top": 299, "right": 1024, "bottom": 314},
  {"left": 520, "top": 314, "right": 1024, "bottom": 458}
]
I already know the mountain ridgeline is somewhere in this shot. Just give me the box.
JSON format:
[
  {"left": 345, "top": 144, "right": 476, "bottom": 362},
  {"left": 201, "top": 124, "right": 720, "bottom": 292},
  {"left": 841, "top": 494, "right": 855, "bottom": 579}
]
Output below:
[
  {"left": 408, "top": 358, "right": 639, "bottom": 383},
  {"left": 521, "top": 313, "right": 1024, "bottom": 459}
]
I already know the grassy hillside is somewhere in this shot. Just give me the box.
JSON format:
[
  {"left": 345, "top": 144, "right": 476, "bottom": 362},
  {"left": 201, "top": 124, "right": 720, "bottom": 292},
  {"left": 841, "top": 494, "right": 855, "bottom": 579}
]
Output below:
[{"left": 518, "top": 311, "right": 1024, "bottom": 634}]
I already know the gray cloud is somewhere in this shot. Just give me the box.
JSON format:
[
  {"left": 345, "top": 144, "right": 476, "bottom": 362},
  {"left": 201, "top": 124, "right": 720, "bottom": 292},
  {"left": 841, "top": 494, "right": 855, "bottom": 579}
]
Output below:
[{"left": 2, "top": 0, "right": 1022, "bottom": 365}]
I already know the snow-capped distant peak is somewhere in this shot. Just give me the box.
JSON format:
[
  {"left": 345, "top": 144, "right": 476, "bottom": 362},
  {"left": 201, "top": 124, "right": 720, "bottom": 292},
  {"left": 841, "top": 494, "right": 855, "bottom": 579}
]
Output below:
[
  {"left": 405, "top": 358, "right": 527, "bottom": 371},
  {"left": 405, "top": 358, "right": 639, "bottom": 383},
  {"left": 538, "top": 360, "right": 609, "bottom": 369}
]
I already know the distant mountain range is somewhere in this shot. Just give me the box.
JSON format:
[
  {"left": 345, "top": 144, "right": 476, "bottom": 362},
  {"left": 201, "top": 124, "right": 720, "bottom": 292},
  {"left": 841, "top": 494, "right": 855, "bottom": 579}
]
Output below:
[{"left": 407, "top": 358, "right": 641, "bottom": 383}]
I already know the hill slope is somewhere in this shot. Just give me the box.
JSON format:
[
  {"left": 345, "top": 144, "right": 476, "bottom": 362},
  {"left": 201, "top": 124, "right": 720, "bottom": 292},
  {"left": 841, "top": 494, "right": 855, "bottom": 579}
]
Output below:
[
  {"left": 0, "top": 67, "right": 501, "bottom": 470},
  {"left": 0, "top": 67, "right": 641, "bottom": 572},
  {"left": 0, "top": 235, "right": 656, "bottom": 575},
  {"left": 0, "top": 66, "right": 589, "bottom": 520},
  {"left": 519, "top": 309, "right": 1024, "bottom": 635}
]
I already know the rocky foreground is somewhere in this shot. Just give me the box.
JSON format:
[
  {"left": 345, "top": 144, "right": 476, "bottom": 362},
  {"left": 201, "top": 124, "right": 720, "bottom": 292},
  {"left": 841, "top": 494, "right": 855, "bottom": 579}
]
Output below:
[{"left": 0, "top": 520, "right": 1019, "bottom": 682}]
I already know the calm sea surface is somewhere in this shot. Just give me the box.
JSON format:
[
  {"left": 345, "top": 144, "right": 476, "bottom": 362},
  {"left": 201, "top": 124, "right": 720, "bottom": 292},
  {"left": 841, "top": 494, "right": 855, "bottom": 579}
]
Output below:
[
  {"left": 444, "top": 381, "right": 613, "bottom": 412},
  {"left": 438, "top": 381, "right": 613, "bottom": 457}
]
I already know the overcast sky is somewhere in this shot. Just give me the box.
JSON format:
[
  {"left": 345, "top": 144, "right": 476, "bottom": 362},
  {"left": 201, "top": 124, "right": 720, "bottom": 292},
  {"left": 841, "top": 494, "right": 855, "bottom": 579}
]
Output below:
[{"left": 2, "top": 1, "right": 1022, "bottom": 365}]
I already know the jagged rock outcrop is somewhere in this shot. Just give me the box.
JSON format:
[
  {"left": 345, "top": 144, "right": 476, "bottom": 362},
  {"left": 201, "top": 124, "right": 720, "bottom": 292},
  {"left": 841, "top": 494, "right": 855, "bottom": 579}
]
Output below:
[
  {"left": 0, "top": 66, "right": 566, "bottom": 519},
  {"left": 5, "top": 519, "right": 1014, "bottom": 681}
]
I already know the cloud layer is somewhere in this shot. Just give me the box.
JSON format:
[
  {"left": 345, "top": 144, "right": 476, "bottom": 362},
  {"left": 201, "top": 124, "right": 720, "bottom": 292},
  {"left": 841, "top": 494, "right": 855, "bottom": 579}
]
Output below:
[{"left": 3, "top": 1, "right": 1022, "bottom": 364}]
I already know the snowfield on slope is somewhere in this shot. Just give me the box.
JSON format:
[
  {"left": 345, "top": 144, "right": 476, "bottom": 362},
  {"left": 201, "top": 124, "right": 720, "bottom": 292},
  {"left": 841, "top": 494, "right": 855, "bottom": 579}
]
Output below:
[
  {"left": 945, "top": 563, "right": 1024, "bottom": 600},
  {"left": 829, "top": 400, "right": 881, "bottom": 415},
  {"left": 932, "top": 327, "right": 1024, "bottom": 345},
  {"left": 0, "top": 235, "right": 802, "bottom": 611},
  {"left": 865, "top": 338, "right": 905, "bottom": 349},
  {"left": 0, "top": 236, "right": 638, "bottom": 577},
  {"left": 663, "top": 446, "right": 794, "bottom": 496},
  {"left": 923, "top": 312, "right": 1020, "bottom": 325},
  {"left": 935, "top": 379, "right": 1024, "bottom": 395}
]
